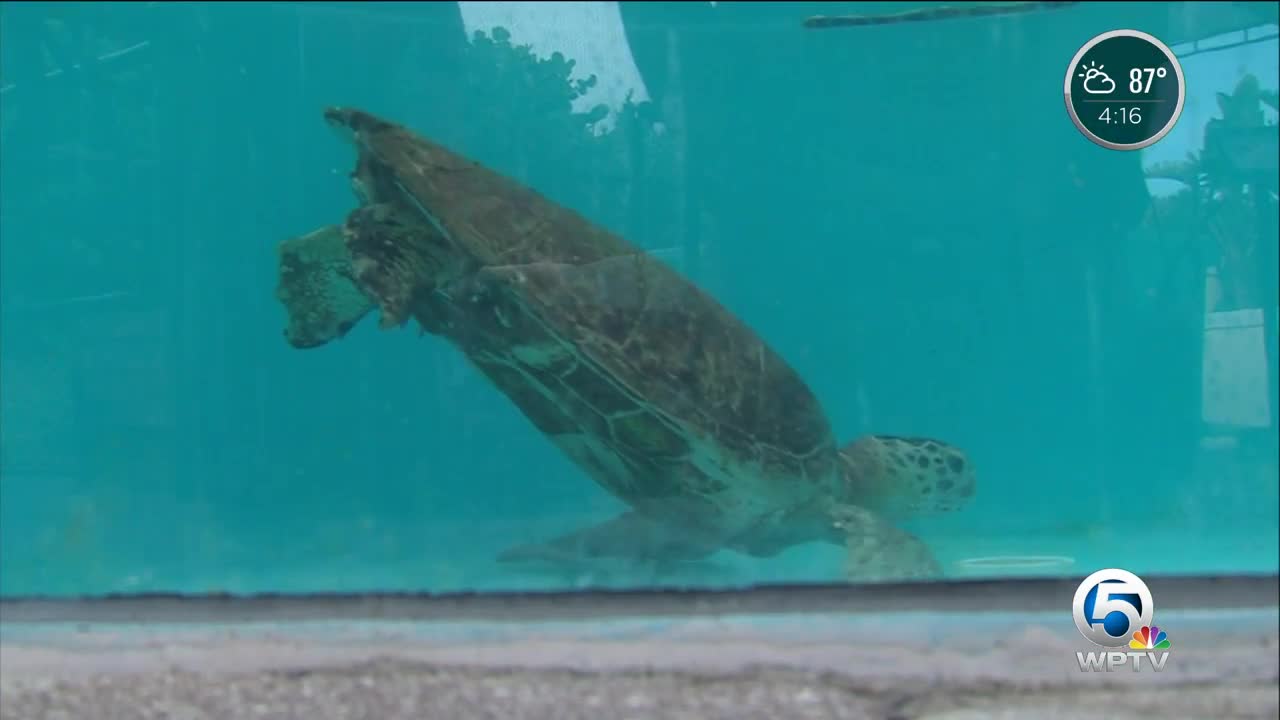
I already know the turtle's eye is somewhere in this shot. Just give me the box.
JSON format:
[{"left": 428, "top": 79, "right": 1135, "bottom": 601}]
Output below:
[{"left": 337, "top": 320, "right": 354, "bottom": 335}]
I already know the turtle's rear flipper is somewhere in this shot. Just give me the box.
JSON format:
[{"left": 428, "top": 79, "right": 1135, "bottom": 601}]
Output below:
[
  {"left": 497, "top": 511, "right": 720, "bottom": 573},
  {"left": 829, "top": 503, "right": 943, "bottom": 582},
  {"left": 276, "top": 225, "right": 376, "bottom": 349}
]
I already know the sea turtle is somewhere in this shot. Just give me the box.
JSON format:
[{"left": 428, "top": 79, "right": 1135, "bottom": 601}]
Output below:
[{"left": 275, "top": 107, "right": 976, "bottom": 582}]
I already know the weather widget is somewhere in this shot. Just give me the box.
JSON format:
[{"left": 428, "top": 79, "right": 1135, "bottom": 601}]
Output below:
[{"left": 1064, "top": 29, "right": 1186, "bottom": 151}]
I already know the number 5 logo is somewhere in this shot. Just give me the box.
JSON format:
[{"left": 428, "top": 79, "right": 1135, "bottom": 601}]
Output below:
[{"left": 1072, "top": 568, "right": 1155, "bottom": 648}]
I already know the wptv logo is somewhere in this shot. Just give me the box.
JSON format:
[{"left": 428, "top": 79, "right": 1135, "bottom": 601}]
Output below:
[{"left": 1072, "top": 568, "right": 1172, "bottom": 672}]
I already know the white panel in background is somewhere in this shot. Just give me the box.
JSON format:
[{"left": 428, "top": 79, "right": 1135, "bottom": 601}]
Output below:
[
  {"left": 457, "top": 1, "right": 652, "bottom": 135},
  {"left": 1202, "top": 307, "right": 1273, "bottom": 428}
]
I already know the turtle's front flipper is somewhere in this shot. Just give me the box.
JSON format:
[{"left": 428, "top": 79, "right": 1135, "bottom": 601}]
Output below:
[
  {"left": 828, "top": 504, "right": 943, "bottom": 582},
  {"left": 497, "top": 511, "right": 720, "bottom": 573}
]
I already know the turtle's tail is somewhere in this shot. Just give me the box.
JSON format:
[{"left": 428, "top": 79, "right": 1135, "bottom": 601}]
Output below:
[
  {"left": 344, "top": 203, "right": 457, "bottom": 331},
  {"left": 836, "top": 435, "right": 976, "bottom": 520}
]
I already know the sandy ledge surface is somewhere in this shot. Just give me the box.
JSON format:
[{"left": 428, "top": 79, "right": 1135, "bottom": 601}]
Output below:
[
  {"left": 2, "top": 609, "right": 1277, "bottom": 719},
  {"left": 3, "top": 660, "right": 1278, "bottom": 720}
]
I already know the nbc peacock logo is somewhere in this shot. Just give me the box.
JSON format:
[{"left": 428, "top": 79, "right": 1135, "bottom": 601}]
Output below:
[
  {"left": 1129, "top": 625, "right": 1172, "bottom": 651},
  {"left": 1072, "top": 568, "right": 1172, "bottom": 672}
]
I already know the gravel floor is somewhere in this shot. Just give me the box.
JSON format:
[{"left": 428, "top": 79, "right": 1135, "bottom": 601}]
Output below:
[
  {"left": 3, "top": 660, "right": 1278, "bottom": 720},
  {"left": 3, "top": 585, "right": 1277, "bottom": 720}
]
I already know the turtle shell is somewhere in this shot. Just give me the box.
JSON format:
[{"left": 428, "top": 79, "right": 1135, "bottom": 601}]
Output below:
[{"left": 325, "top": 107, "right": 838, "bottom": 536}]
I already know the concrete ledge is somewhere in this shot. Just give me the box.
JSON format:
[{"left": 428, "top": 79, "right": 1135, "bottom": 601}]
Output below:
[
  {"left": 1, "top": 659, "right": 1276, "bottom": 720},
  {"left": 2, "top": 577, "right": 1277, "bottom": 718},
  {"left": 2, "top": 608, "right": 1277, "bottom": 719}
]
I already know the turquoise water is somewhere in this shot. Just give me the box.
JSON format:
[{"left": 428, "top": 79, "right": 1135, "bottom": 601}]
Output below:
[{"left": 0, "top": 1, "right": 1276, "bottom": 597}]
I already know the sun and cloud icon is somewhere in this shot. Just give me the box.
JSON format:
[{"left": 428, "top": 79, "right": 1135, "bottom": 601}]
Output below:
[{"left": 1078, "top": 60, "right": 1116, "bottom": 95}]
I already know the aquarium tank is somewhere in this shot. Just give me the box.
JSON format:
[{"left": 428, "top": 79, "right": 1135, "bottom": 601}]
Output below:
[
  {"left": 0, "top": 0, "right": 1276, "bottom": 607},
  {"left": 2, "top": 2, "right": 1277, "bottom": 717}
]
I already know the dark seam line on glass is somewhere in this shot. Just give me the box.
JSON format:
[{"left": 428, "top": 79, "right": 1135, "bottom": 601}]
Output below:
[{"left": 1, "top": 574, "right": 1276, "bottom": 624}]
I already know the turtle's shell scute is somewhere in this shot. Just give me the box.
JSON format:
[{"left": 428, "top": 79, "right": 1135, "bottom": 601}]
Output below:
[{"left": 481, "top": 257, "right": 835, "bottom": 481}]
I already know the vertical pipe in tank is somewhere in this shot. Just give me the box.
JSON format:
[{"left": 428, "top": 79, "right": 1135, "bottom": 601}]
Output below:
[
  {"left": 664, "top": 27, "right": 690, "bottom": 281},
  {"left": 1084, "top": 265, "right": 1109, "bottom": 524}
]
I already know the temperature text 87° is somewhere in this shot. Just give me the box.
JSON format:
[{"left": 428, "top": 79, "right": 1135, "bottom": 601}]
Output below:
[{"left": 1129, "top": 67, "right": 1167, "bottom": 94}]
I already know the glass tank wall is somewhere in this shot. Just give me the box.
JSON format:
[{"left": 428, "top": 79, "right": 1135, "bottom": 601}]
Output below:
[{"left": 0, "top": 1, "right": 1276, "bottom": 596}]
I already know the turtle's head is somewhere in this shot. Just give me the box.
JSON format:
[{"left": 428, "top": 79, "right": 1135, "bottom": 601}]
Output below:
[
  {"left": 837, "top": 435, "right": 976, "bottom": 519},
  {"left": 276, "top": 225, "right": 376, "bottom": 350}
]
